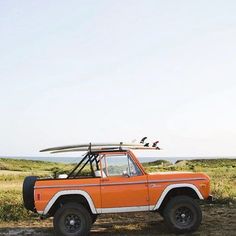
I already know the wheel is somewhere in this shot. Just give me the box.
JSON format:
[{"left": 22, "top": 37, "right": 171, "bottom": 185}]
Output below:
[
  {"left": 163, "top": 196, "right": 202, "bottom": 234},
  {"left": 53, "top": 203, "right": 92, "bottom": 236}
]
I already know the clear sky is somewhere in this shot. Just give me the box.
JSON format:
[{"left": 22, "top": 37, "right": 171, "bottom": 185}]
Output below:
[{"left": 0, "top": 1, "right": 236, "bottom": 157}]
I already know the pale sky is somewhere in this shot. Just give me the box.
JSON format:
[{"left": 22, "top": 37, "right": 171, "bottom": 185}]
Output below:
[{"left": 0, "top": 1, "right": 236, "bottom": 157}]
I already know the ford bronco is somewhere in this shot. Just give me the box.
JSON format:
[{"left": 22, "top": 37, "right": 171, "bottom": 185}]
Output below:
[{"left": 23, "top": 142, "right": 212, "bottom": 236}]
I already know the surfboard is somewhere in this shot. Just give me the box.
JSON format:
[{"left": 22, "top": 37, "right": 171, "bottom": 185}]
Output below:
[
  {"left": 50, "top": 145, "right": 159, "bottom": 154},
  {"left": 40, "top": 142, "right": 144, "bottom": 153}
]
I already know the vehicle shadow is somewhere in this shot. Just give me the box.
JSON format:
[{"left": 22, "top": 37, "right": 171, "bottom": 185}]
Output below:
[
  {"left": 91, "top": 219, "right": 174, "bottom": 236},
  {"left": 0, "top": 212, "right": 206, "bottom": 236},
  {"left": 0, "top": 222, "right": 173, "bottom": 236},
  {"left": 0, "top": 223, "right": 205, "bottom": 236}
]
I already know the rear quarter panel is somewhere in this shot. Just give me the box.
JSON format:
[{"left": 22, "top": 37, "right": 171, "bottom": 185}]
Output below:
[{"left": 34, "top": 178, "right": 101, "bottom": 213}]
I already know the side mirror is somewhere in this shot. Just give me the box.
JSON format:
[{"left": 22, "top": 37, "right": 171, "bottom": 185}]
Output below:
[
  {"left": 122, "top": 170, "right": 130, "bottom": 177},
  {"left": 58, "top": 174, "right": 68, "bottom": 179}
]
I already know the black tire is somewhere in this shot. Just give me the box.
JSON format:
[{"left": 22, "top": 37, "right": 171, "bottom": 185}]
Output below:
[
  {"left": 53, "top": 203, "right": 92, "bottom": 236},
  {"left": 163, "top": 196, "right": 202, "bottom": 234},
  {"left": 22, "top": 176, "right": 38, "bottom": 212}
]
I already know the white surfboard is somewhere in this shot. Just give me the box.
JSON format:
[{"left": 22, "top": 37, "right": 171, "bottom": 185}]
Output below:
[
  {"left": 50, "top": 145, "right": 158, "bottom": 154},
  {"left": 40, "top": 142, "right": 144, "bottom": 152}
]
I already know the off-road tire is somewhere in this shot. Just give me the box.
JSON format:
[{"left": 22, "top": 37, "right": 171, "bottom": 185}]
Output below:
[
  {"left": 53, "top": 203, "right": 92, "bottom": 236},
  {"left": 22, "top": 176, "right": 38, "bottom": 212},
  {"left": 163, "top": 195, "right": 202, "bottom": 234}
]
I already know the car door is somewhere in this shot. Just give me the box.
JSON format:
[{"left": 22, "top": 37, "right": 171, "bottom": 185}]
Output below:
[{"left": 99, "top": 152, "right": 149, "bottom": 213}]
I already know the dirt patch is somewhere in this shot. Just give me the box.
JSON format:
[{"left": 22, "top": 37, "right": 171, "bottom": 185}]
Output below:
[{"left": 0, "top": 204, "right": 235, "bottom": 236}]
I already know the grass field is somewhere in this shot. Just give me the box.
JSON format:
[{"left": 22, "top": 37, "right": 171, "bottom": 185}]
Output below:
[
  {"left": 0, "top": 157, "right": 235, "bottom": 224},
  {"left": 0, "top": 158, "right": 74, "bottom": 222}
]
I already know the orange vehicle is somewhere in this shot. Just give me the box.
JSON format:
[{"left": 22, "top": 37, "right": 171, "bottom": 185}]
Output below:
[{"left": 23, "top": 142, "right": 212, "bottom": 236}]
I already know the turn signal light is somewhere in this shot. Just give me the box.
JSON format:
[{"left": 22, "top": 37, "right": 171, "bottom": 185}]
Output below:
[{"left": 36, "top": 193, "right": 41, "bottom": 201}]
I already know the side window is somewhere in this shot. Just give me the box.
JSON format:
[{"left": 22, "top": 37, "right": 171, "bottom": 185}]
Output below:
[
  {"left": 128, "top": 156, "right": 142, "bottom": 176},
  {"left": 105, "top": 154, "right": 128, "bottom": 176},
  {"left": 101, "top": 154, "right": 142, "bottom": 177}
]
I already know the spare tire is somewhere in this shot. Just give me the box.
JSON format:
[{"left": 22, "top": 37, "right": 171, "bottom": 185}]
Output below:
[{"left": 22, "top": 176, "right": 38, "bottom": 212}]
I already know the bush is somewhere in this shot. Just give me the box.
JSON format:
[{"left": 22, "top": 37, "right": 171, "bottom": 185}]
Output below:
[{"left": 0, "top": 190, "right": 36, "bottom": 221}]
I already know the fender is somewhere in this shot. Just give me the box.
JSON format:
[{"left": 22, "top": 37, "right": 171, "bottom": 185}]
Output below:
[
  {"left": 40, "top": 190, "right": 97, "bottom": 215},
  {"left": 152, "top": 183, "right": 204, "bottom": 210}
]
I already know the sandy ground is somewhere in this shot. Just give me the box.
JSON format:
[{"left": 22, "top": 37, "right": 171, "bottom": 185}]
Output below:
[{"left": 0, "top": 204, "right": 236, "bottom": 236}]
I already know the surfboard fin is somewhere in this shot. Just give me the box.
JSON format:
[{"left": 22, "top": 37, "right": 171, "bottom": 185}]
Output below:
[
  {"left": 152, "top": 141, "right": 159, "bottom": 147},
  {"left": 140, "top": 137, "right": 147, "bottom": 144}
]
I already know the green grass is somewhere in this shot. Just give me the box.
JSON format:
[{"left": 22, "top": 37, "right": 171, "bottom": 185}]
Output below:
[
  {"left": 0, "top": 190, "right": 31, "bottom": 221},
  {"left": 0, "top": 158, "right": 74, "bottom": 222},
  {"left": 0, "top": 157, "right": 235, "bottom": 222},
  {"left": 0, "top": 158, "right": 74, "bottom": 172}
]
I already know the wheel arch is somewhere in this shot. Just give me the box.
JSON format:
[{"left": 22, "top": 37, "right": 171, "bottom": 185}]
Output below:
[
  {"left": 153, "top": 183, "right": 203, "bottom": 211},
  {"left": 42, "top": 190, "right": 97, "bottom": 216}
]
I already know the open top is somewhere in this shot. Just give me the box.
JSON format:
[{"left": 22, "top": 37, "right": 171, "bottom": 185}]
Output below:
[{"left": 51, "top": 149, "right": 147, "bottom": 179}]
